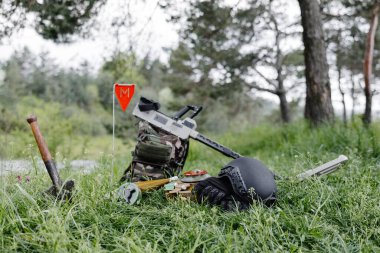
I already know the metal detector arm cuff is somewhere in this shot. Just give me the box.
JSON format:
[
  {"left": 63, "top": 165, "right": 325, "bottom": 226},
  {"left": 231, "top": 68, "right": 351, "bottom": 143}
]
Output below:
[
  {"left": 173, "top": 106, "right": 192, "bottom": 120},
  {"left": 138, "top": 97, "right": 161, "bottom": 112},
  {"left": 173, "top": 105, "right": 203, "bottom": 120}
]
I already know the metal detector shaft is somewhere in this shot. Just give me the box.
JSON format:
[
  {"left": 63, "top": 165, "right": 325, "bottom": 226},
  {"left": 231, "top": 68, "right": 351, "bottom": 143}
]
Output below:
[{"left": 194, "top": 133, "right": 241, "bottom": 159}]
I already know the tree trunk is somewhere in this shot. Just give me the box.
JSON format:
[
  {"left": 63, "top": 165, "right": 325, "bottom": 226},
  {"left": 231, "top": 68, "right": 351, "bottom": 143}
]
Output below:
[
  {"left": 298, "top": 0, "right": 334, "bottom": 126},
  {"left": 274, "top": 12, "right": 291, "bottom": 124},
  {"left": 337, "top": 66, "right": 347, "bottom": 125},
  {"left": 278, "top": 91, "right": 290, "bottom": 123},
  {"left": 350, "top": 73, "right": 357, "bottom": 121},
  {"left": 362, "top": 3, "right": 380, "bottom": 126},
  {"left": 277, "top": 68, "right": 290, "bottom": 123}
]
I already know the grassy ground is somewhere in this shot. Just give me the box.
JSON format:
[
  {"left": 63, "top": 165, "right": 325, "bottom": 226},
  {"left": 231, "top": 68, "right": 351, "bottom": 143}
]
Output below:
[{"left": 1, "top": 121, "right": 379, "bottom": 252}]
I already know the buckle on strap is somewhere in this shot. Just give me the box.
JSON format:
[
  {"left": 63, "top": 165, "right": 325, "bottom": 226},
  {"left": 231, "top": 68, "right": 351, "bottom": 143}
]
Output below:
[{"left": 219, "top": 165, "right": 248, "bottom": 196}]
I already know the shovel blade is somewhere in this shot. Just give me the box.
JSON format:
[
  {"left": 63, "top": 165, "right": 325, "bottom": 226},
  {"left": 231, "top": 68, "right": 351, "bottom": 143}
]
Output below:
[{"left": 45, "top": 180, "right": 75, "bottom": 200}]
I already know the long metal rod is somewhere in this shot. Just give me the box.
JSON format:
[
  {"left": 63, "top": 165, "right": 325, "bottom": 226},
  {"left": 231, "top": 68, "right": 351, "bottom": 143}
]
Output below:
[
  {"left": 193, "top": 133, "right": 241, "bottom": 159},
  {"left": 112, "top": 83, "right": 115, "bottom": 183},
  {"left": 296, "top": 155, "right": 348, "bottom": 180}
]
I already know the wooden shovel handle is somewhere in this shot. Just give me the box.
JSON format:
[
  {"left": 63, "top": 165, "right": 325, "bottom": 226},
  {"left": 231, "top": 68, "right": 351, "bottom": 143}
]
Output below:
[
  {"left": 27, "top": 115, "right": 52, "bottom": 162},
  {"left": 27, "top": 115, "right": 63, "bottom": 190},
  {"left": 135, "top": 178, "right": 170, "bottom": 191}
]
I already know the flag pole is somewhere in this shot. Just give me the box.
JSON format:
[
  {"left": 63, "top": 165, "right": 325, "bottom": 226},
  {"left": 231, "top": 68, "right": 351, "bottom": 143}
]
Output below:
[
  {"left": 111, "top": 83, "right": 135, "bottom": 184},
  {"left": 112, "top": 83, "right": 115, "bottom": 183}
]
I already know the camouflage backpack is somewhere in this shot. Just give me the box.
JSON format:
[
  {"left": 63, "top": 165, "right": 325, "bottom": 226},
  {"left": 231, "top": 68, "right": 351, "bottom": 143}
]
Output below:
[{"left": 120, "top": 120, "right": 189, "bottom": 182}]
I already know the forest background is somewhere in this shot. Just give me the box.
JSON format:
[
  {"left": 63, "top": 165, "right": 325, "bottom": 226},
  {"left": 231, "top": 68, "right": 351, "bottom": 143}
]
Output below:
[{"left": 1, "top": 0, "right": 379, "bottom": 160}]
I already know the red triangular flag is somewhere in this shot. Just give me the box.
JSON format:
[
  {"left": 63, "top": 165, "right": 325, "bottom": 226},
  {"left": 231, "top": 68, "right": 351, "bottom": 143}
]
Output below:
[{"left": 114, "top": 84, "right": 135, "bottom": 111}]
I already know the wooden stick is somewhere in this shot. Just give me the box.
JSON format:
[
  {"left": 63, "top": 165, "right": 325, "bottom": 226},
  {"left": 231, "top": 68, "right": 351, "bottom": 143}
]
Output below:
[
  {"left": 135, "top": 176, "right": 178, "bottom": 191},
  {"left": 27, "top": 115, "right": 62, "bottom": 189}
]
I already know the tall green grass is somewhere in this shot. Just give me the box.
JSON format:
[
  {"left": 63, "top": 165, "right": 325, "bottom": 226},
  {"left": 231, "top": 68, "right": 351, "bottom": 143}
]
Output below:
[{"left": 1, "top": 121, "right": 379, "bottom": 252}]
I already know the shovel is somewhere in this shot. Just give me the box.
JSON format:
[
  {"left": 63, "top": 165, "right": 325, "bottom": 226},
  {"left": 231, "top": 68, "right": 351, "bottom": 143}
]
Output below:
[{"left": 27, "top": 115, "right": 74, "bottom": 199}]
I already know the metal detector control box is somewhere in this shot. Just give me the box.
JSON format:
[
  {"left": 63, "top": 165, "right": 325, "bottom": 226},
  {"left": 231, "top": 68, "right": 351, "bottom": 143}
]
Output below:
[{"left": 132, "top": 103, "right": 196, "bottom": 140}]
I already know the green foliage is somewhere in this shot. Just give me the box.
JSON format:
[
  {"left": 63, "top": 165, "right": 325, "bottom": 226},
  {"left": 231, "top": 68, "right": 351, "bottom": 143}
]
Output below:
[
  {"left": 282, "top": 50, "right": 305, "bottom": 67},
  {"left": 0, "top": 121, "right": 379, "bottom": 251},
  {"left": 163, "top": 42, "right": 274, "bottom": 132},
  {"left": 340, "top": 0, "right": 380, "bottom": 17},
  {"left": 1, "top": 46, "right": 271, "bottom": 159},
  {"left": 164, "top": 0, "right": 306, "bottom": 124},
  {"left": 0, "top": 49, "right": 97, "bottom": 111},
  {"left": 98, "top": 52, "right": 147, "bottom": 110},
  {"left": 0, "top": 49, "right": 120, "bottom": 158},
  {"left": 96, "top": 52, "right": 153, "bottom": 140},
  {"left": 323, "top": 0, "right": 380, "bottom": 75},
  {"left": 0, "top": 96, "right": 110, "bottom": 159},
  {"left": 174, "top": 0, "right": 260, "bottom": 89},
  {"left": 0, "top": 0, "right": 106, "bottom": 42}
]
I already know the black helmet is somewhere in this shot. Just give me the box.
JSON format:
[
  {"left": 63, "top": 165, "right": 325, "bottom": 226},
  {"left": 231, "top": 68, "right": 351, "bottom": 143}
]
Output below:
[{"left": 218, "top": 157, "right": 277, "bottom": 205}]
